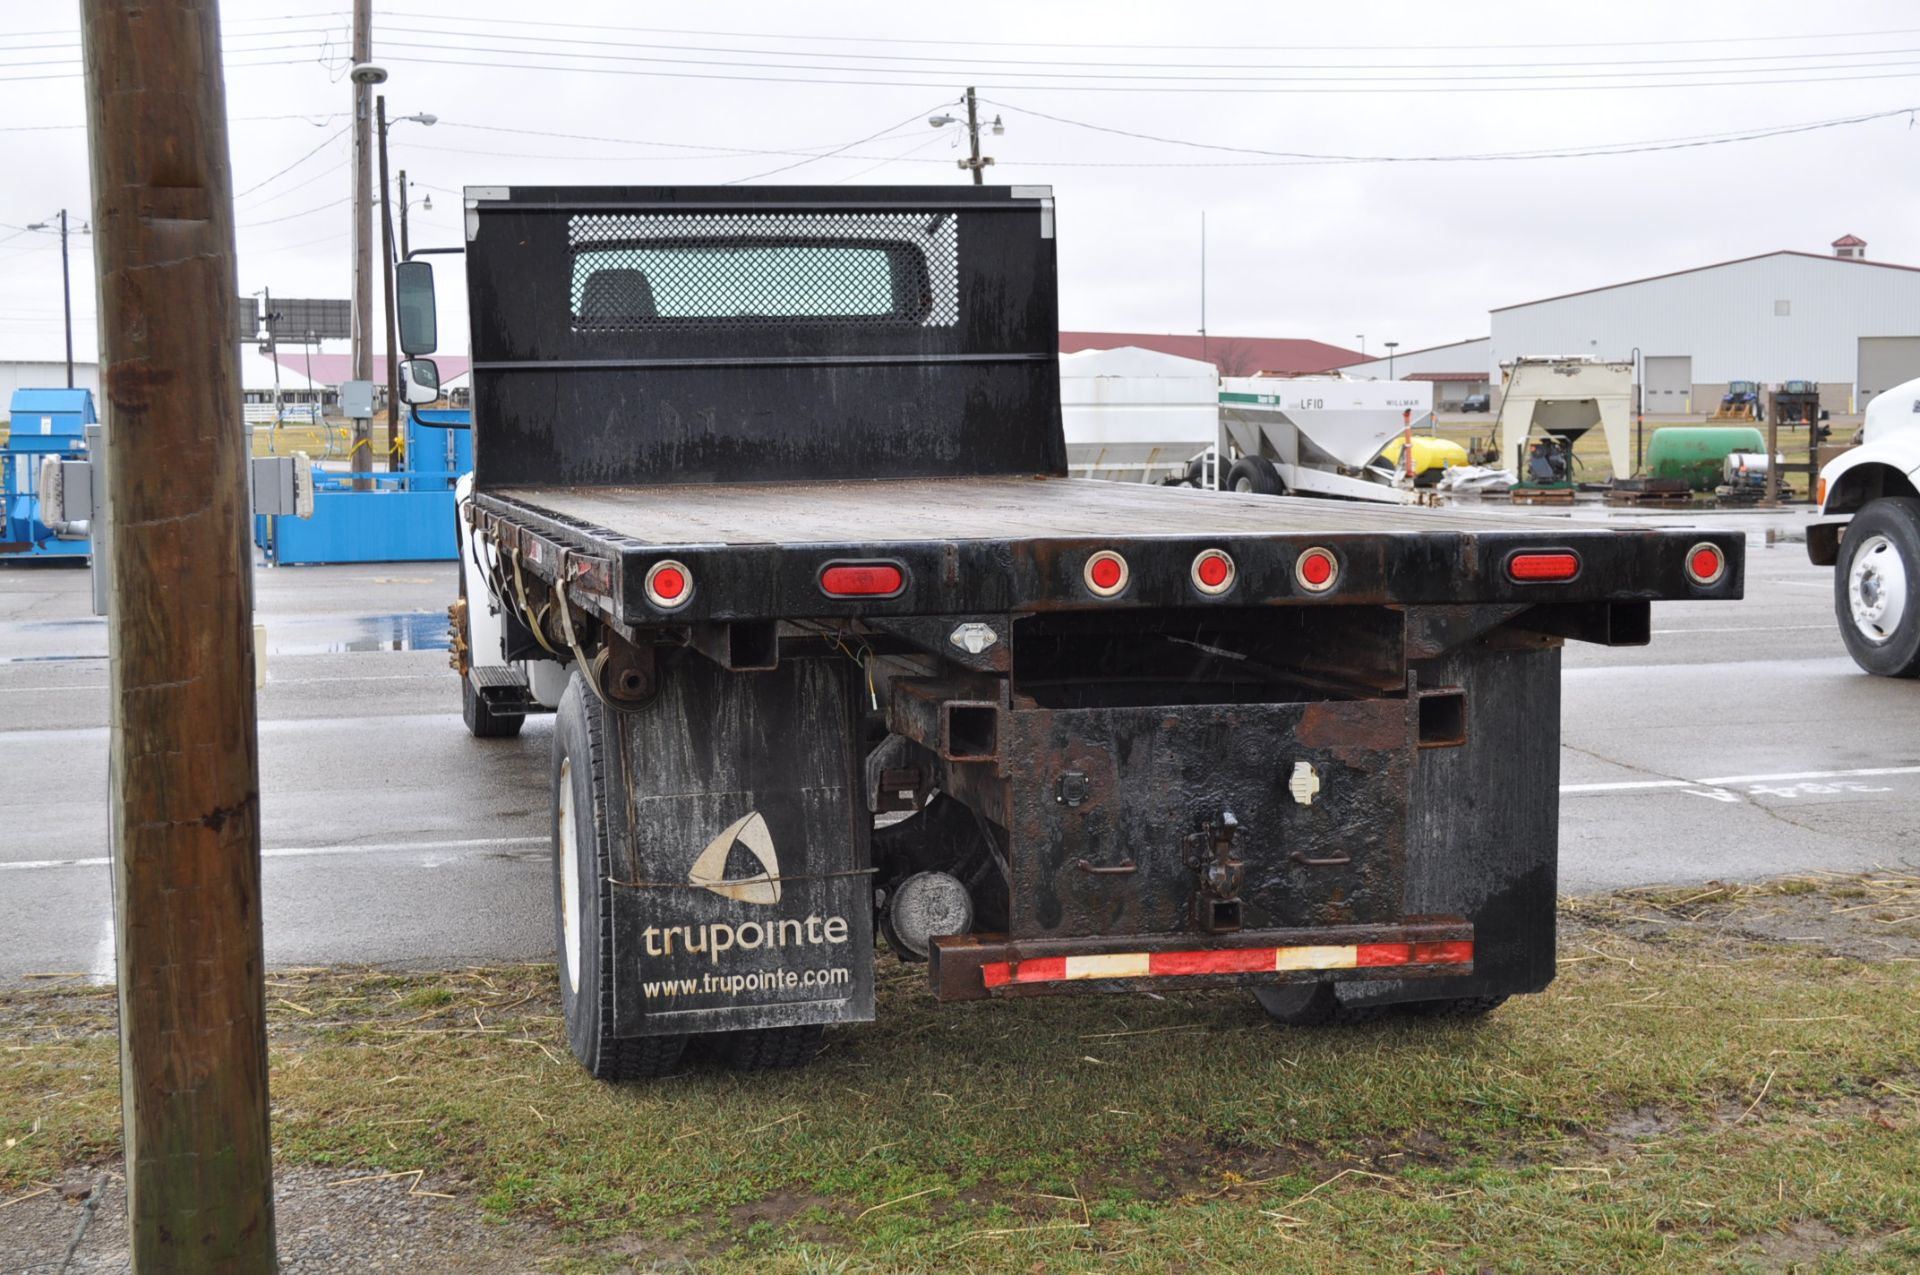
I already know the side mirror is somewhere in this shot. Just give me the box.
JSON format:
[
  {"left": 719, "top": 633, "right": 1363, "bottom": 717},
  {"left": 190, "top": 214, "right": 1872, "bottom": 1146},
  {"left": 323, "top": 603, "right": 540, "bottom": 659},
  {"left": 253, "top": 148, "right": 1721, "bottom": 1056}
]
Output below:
[
  {"left": 395, "top": 260, "right": 438, "bottom": 355},
  {"left": 400, "top": 358, "right": 441, "bottom": 406}
]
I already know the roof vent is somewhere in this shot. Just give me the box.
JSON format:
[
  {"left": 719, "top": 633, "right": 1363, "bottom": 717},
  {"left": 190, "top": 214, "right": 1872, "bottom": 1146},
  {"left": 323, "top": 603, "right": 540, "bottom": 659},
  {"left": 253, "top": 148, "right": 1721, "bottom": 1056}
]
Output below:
[{"left": 1832, "top": 234, "right": 1866, "bottom": 260}]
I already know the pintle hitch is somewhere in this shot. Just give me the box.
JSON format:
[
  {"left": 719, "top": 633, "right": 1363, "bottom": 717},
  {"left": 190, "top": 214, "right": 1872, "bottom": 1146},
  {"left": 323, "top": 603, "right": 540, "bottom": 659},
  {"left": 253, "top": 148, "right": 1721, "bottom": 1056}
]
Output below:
[{"left": 1185, "top": 810, "right": 1246, "bottom": 934}]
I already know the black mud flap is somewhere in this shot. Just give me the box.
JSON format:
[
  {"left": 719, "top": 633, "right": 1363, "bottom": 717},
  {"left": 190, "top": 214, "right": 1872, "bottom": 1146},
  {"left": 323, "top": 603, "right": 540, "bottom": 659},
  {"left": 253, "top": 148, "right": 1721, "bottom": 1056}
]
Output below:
[
  {"left": 1343, "top": 642, "right": 1561, "bottom": 1010},
  {"left": 607, "top": 653, "right": 875, "bottom": 1037}
]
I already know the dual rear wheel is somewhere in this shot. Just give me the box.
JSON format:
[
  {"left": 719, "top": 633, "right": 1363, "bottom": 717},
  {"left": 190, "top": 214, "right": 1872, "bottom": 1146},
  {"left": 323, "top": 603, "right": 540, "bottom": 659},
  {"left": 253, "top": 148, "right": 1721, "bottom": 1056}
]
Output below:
[
  {"left": 551, "top": 671, "right": 821, "bottom": 1081},
  {"left": 1254, "top": 983, "right": 1507, "bottom": 1027}
]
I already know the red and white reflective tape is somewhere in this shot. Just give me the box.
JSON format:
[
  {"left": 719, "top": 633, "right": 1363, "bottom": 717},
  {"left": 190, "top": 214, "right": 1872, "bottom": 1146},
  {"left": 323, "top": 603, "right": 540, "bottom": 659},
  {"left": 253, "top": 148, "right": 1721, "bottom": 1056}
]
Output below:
[{"left": 980, "top": 939, "right": 1471, "bottom": 989}]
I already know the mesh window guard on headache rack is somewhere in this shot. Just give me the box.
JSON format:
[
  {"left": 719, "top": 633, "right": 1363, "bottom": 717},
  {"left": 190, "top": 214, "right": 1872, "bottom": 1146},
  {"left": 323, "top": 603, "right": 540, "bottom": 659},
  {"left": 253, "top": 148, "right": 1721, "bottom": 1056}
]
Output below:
[{"left": 567, "top": 211, "right": 960, "bottom": 331}]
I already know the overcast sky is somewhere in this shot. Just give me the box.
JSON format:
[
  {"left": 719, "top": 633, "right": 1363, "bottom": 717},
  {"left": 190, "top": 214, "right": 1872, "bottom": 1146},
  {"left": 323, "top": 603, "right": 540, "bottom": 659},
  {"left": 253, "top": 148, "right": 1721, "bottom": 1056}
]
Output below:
[{"left": 5, "top": 0, "right": 1919, "bottom": 376}]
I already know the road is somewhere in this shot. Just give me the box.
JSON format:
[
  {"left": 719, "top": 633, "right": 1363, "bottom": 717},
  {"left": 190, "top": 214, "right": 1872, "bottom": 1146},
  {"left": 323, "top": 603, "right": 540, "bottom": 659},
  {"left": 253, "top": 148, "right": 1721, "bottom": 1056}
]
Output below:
[{"left": 3, "top": 509, "right": 1917, "bottom": 981}]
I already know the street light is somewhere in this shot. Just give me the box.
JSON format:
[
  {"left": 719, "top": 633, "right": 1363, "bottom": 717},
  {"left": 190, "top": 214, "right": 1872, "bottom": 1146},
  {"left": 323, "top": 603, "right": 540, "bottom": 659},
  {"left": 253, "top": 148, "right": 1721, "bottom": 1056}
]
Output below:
[
  {"left": 1355, "top": 334, "right": 1366, "bottom": 357},
  {"left": 928, "top": 88, "right": 1001, "bottom": 184},
  {"left": 377, "top": 97, "right": 436, "bottom": 460},
  {"left": 394, "top": 169, "right": 433, "bottom": 259},
  {"left": 1385, "top": 340, "right": 1400, "bottom": 380}
]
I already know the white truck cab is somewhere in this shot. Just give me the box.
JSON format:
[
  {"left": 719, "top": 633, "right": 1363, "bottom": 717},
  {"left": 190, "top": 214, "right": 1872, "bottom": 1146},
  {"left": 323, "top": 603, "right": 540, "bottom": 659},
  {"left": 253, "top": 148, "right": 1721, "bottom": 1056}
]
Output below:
[{"left": 1809, "top": 376, "right": 1920, "bottom": 677}]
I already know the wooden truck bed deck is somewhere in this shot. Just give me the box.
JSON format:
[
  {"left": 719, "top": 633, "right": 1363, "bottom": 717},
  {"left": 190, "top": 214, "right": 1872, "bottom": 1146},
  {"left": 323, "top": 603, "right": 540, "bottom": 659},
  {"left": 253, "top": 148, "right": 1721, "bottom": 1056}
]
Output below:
[{"left": 487, "top": 475, "right": 1608, "bottom": 547}]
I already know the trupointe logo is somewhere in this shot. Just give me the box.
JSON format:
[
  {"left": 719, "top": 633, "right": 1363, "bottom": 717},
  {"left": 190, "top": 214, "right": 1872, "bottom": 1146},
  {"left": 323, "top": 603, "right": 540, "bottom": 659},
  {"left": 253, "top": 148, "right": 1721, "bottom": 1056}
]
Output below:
[{"left": 688, "top": 811, "right": 780, "bottom": 905}]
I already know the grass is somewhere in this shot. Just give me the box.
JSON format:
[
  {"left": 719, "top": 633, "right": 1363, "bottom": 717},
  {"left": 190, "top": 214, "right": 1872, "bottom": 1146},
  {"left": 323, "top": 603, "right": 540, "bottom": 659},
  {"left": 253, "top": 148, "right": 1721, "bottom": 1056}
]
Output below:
[{"left": 4, "top": 874, "right": 1917, "bottom": 1272}]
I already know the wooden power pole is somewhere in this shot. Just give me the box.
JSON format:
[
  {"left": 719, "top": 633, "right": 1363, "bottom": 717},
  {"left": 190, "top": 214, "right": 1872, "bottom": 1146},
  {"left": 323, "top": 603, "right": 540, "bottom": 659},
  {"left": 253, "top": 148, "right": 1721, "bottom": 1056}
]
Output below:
[
  {"left": 349, "top": 0, "right": 375, "bottom": 489},
  {"left": 81, "top": 2, "right": 278, "bottom": 1270}
]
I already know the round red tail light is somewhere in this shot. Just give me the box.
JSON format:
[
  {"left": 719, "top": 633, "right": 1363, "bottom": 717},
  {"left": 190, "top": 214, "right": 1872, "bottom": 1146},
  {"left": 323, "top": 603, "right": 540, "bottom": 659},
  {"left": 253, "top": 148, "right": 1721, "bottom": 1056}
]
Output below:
[
  {"left": 1686, "top": 542, "right": 1726, "bottom": 586},
  {"left": 1083, "top": 550, "right": 1130, "bottom": 597},
  {"left": 644, "top": 559, "right": 692, "bottom": 609},
  {"left": 1191, "top": 549, "right": 1236, "bottom": 596},
  {"left": 1295, "top": 547, "right": 1338, "bottom": 593}
]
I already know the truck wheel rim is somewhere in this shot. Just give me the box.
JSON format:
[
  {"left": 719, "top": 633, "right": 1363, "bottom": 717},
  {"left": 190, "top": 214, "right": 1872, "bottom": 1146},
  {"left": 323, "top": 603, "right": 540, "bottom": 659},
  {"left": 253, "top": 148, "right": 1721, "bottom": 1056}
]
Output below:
[
  {"left": 557, "top": 758, "right": 583, "bottom": 994},
  {"left": 1847, "top": 534, "right": 1908, "bottom": 643}
]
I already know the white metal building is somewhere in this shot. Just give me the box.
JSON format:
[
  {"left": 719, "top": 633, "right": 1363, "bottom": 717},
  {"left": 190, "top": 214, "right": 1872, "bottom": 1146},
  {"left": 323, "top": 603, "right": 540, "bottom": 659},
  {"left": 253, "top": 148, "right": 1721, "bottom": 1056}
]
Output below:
[
  {"left": 1337, "top": 337, "right": 1492, "bottom": 409},
  {"left": 1488, "top": 238, "right": 1920, "bottom": 416},
  {"left": 0, "top": 360, "right": 102, "bottom": 408}
]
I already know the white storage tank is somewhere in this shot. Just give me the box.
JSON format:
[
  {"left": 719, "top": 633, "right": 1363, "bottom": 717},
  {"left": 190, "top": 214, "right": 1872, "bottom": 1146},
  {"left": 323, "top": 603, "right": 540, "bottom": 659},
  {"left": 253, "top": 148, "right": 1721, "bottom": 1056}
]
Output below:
[{"left": 1059, "top": 346, "right": 1218, "bottom": 484}]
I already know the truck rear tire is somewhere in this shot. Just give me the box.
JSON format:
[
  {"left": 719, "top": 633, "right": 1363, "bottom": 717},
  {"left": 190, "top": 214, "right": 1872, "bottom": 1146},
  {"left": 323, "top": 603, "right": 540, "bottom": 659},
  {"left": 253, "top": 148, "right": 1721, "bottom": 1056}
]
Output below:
[
  {"left": 1227, "top": 456, "right": 1285, "bottom": 496},
  {"left": 553, "top": 672, "right": 688, "bottom": 1081},
  {"left": 463, "top": 676, "right": 526, "bottom": 738},
  {"left": 1252, "top": 982, "right": 1339, "bottom": 1026},
  {"left": 1406, "top": 995, "right": 1509, "bottom": 1019},
  {"left": 710, "top": 1023, "right": 824, "bottom": 1071},
  {"left": 1834, "top": 497, "right": 1920, "bottom": 678}
]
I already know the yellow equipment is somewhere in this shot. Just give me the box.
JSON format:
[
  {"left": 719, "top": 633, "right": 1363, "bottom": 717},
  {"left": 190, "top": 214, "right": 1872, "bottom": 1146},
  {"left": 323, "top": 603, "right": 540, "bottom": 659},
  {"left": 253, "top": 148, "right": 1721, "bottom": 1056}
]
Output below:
[{"left": 1379, "top": 435, "right": 1470, "bottom": 482}]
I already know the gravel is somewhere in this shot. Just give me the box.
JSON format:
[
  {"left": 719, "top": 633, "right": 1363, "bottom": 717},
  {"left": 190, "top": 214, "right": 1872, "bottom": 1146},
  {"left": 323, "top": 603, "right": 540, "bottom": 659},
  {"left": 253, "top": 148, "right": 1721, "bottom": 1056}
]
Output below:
[{"left": 1, "top": 1165, "right": 554, "bottom": 1274}]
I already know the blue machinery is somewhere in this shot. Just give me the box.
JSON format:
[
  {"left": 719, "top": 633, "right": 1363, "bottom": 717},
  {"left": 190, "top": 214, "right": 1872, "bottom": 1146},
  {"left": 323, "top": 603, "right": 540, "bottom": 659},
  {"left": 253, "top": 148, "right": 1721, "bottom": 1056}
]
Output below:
[
  {"left": 255, "top": 407, "right": 471, "bottom": 565},
  {"left": 1, "top": 388, "right": 97, "bottom": 561}
]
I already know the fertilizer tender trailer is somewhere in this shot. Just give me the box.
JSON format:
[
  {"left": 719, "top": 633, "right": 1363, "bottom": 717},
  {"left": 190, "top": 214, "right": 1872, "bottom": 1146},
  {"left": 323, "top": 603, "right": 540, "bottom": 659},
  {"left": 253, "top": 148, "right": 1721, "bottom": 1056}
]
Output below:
[{"left": 427, "top": 185, "right": 1746, "bottom": 1081}]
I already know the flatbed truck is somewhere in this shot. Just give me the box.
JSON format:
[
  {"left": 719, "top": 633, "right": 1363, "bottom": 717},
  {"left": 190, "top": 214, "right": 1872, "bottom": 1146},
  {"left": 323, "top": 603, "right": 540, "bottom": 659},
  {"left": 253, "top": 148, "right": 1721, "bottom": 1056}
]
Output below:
[{"left": 406, "top": 185, "right": 1746, "bottom": 1080}]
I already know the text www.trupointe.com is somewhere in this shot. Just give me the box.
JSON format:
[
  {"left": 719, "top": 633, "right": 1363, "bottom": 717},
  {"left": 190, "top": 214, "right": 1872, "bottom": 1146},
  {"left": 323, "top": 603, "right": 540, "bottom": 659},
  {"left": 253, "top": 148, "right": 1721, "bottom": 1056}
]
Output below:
[{"left": 641, "top": 966, "right": 853, "bottom": 1000}]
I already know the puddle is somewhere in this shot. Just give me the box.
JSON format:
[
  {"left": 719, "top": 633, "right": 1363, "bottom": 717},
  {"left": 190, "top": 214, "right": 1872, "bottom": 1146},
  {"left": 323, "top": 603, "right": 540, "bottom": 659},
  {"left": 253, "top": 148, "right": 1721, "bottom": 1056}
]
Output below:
[
  {"left": 267, "top": 611, "right": 451, "bottom": 654},
  {"left": 1, "top": 611, "right": 450, "bottom": 660}
]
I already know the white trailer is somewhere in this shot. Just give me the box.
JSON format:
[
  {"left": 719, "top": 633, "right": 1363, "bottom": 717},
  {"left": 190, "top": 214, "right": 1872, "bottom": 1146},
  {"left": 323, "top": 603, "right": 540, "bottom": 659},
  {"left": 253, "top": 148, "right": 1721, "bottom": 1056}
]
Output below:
[
  {"left": 1808, "top": 375, "right": 1920, "bottom": 676},
  {"left": 1059, "top": 346, "right": 1219, "bottom": 484},
  {"left": 1216, "top": 375, "right": 1435, "bottom": 503},
  {"left": 1493, "top": 357, "right": 1634, "bottom": 481}
]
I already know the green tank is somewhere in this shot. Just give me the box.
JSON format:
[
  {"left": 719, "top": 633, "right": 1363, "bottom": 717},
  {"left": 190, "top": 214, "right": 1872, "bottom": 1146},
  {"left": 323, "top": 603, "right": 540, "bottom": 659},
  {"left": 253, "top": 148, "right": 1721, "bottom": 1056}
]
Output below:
[{"left": 1644, "top": 426, "right": 1766, "bottom": 491}]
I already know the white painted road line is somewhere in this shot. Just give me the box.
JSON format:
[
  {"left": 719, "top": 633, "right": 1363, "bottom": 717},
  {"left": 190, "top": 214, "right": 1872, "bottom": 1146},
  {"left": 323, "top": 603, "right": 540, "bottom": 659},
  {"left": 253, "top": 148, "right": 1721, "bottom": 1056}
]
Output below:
[
  {"left": 0, "top": 835, "right": 546, "bottom": 873},
  {"left": 1561, "top": 765, "right": 1920, "bottom": 795},
  {"left": 1647, "top": 625, "right": 1831, "bottom": 635}
]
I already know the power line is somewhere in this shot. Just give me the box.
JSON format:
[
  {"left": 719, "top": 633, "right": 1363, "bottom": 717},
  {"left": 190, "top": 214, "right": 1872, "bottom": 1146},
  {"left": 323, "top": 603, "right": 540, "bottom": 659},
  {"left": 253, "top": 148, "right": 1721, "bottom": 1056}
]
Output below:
[
  {"left": 359, "top": 36, "right": 1920, "bottom": 86},
  {"left": 0, "top": 30, "right": 342, "bottom": 58},
  {"left": 727, "top": 99, "right": 957, "bottom": 183},
  {"left": 0, "top": 111, "right": 346, "bottom": 133},
  {"left": 0, "top": 11, "right": 345, "bottom": 40},
  {"left": 982, "top": 98, "right": 1920, "bottom": 164},
  {"left": 365, "top": 22, "right": 1920, "bottom": 74},
  {"left": 0, "top": 56, "right": 319, "bottom": 83},
  {"left": 428, "top": 117, "right": 927, "bottom": 158},
  {"left": 371, "top": 11, "right": 1920, "bottom": 54},
  {"left": 232, "top": 126, "right": 348, "bottom": 199},
  {"left": 237, "top": 196, "right": 351, "bottom": 230},
  {"left": 240, "top": 157, "right": 351, "bottom": 207},
  {"left": 368, "top": 50, "right": 1920, "bottom": 94},
  {"left": 834, "top": 131, "right": 952, "bottom": 183}
]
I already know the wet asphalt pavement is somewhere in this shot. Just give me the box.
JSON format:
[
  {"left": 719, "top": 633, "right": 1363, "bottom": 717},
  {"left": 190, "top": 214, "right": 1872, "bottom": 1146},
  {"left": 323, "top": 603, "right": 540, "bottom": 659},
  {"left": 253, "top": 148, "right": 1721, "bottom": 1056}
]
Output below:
[{"left": 2, "top": 506, "right": 1916, "bottom": 981}]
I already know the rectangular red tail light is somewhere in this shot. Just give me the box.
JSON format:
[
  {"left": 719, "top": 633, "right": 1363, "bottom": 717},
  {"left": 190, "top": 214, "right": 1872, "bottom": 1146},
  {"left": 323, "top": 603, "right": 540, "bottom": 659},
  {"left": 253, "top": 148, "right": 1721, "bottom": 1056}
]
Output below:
[
  {"left": 1507, "top": 551, "right": 1580, "bottom": 582},
  {"left": 819, "top": 562, "right": 906, "bottom": 597}
]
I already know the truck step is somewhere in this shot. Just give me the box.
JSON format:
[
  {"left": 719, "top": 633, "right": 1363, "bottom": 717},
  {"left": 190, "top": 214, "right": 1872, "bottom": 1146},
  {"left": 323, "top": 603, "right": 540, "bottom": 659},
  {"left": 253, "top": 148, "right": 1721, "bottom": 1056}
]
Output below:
[{"left": 470, "top": 664, "right": 530, "bottom": 694}]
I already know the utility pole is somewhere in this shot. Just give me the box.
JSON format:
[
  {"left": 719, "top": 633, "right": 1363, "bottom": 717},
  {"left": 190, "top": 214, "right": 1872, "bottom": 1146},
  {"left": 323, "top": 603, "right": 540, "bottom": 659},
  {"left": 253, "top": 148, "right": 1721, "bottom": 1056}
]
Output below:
[
  {"left": 57, "top": 210, "right": 73, "bottom": 387},
  {"left": 26, "top": 210, "right": 77, "bottom": 387},
  {"left": 930, "top": 90, "right": 999, "bottom": 183},
  {"left": 349, "top": 0, "right": 374, "bottom": 488},
  {"left": 1199, "top": 210, "right": 1208, "bottom": 368},
  {"left": 379, "top": 96, "right": 401, "bottom": 469},
  {"left": 963, "top": 87, "right": 984, "bottom": 185},
  {"left": 397, "top": 168, "right": 410, "bottom": 258},
  {"left": 261, "top": 285, "right": 282, "bottom": 428},
  {"left": 80, "top": 1, "right": 276, "bottom": 1270}
]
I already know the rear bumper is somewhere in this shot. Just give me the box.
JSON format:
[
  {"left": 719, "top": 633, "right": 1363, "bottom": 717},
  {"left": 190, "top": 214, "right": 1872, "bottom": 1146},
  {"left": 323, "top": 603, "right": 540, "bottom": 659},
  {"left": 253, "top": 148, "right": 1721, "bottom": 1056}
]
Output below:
[{"left": 929, "top": 918, "right": 1472, "bottom": 1002}]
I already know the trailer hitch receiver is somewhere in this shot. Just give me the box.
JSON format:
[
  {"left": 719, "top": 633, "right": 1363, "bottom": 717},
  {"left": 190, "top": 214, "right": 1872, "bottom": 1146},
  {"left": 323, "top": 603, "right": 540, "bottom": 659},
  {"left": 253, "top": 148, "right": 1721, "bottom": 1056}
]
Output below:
[{"left": 1187, "top": 810, "right": 1246, "bottom": 934}]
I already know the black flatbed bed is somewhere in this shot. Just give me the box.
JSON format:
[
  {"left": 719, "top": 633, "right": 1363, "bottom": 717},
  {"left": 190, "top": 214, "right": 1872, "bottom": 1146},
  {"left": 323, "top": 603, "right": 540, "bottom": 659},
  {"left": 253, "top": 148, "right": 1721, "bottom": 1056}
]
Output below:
[{"left": 471, "top": 476, "right": 1741, "bottom": 627}]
